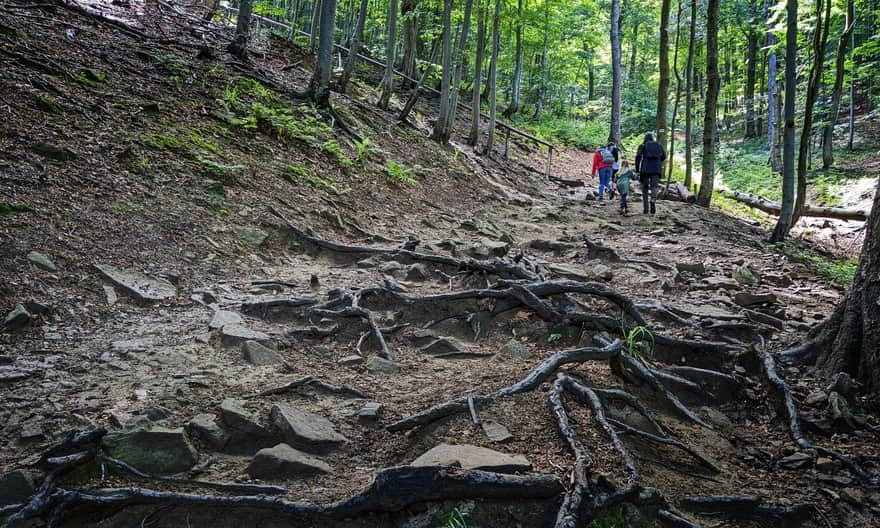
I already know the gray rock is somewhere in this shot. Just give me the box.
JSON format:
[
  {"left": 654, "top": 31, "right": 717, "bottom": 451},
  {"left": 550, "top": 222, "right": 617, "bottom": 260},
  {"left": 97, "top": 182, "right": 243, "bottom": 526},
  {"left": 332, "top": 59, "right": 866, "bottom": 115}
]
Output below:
[
  {"left": 815, "top": 457, "right": 836, "bottom": 472},
  {"left": 405, "top": 263, "right": 432, "bottom": 282},
  {"left": 700, "top": 407, "right": 734, "bottom": 432},
  {"left": 220, "top": 399, "right": 272, "bottom": 437},
  {"left": 0, "top": 367, "right": 32, "bottom": 383},
  {"left": 0, "top": 469, "right": 34, "bottom": 506},
  {"left": 338, "top": 355, "right": 364, "bottom": 367},
  {"left": 19, "top": 417, "right": 44, "bottom": 440},
  {"left": 692, "top": 276, "right": 740, "bottom": 291},
  {"left": 481, "top": 421, "right": 513, "bottom": 443},
  {"left": 270, "top": 404, "right": 347, "bottom": 453},
  {"left": 463, "top": 238, "right": 510, "bottom": 259},
  {"left": 103, "top": 285, "right": 118, "bottom": 306},
  {"left": 112, "top": 340, "right": 147, "bottom": 354},
  {"left": 235, "top": 227, "right": 268, "bottom": 247},
  {"left": 732, "top": 292, "right": 777, "bottom": 307},
  {"left": 356, "top": 256, "right": 381, "bottom": 269},
  {"left": 498, "top": 339, "right": 533, "bottom": 360},
  {"left": 243, "top": 340, "right": 283, "bottom": 366},
  {"left": 220, "top": 324, "right": 269, "bottom": 348},
  {"left": 209, "top": 310, "right": 243, "bottom": 330},
  {"left": 365, "top": 356, "right": 400, "bottom": 374},
  {"left": 103, "top": 426, "right": 198, "bottom": 475},
  {"left": 827, "top": 372, "right": 854, "bottom": 397},
  {"left": 411, "top": 444, "right": 531, "bottom": 473},
  {"left": 527, "top": 239, "right": 575, "bottom": 253},
  {"left": 734, "top": 265, "right": 761, "bottom": 286},
  {"left": 548, "top": 262, "right": 611, "bottom": 282},
  {"left": 3, "top": 305, "right": 32, "bottom": 331},
  {"left": 409, "top": 329, "right": 437, "bottom": 347},
  {"left": 841, "top": 487, "right": 865, "bottom": 506},
  {"left": 247, "top": 443, "right": 331, "bottom": 479},
  {"left": 358, "top": 402, "right": 383, "bottom": 424},
  {"left": 187, "top": 414, "right": 230, "bottom": 450},
  {"left": 779, "top": 451, "right": 812, "bottom": 470},
  {"left": 379, "top": 261, "right": 405, "bottom": 275},
  {"left": 805, "top": 390, "right": 829, "bottom": 406},
  {"left": 95, "top": 264, "right": 176, "bottom": 303},
  {"left": 676, "top": 262, "right": 706, "bottom": 275},
  {"left": 420, "top": 337, "right": 469, "bottom": 355},
  {"left": 27, "top": 251, "right": 57, "bottom": 272},
  {"left": 828, "top": 391, "right": 854, "bottom": 426}
]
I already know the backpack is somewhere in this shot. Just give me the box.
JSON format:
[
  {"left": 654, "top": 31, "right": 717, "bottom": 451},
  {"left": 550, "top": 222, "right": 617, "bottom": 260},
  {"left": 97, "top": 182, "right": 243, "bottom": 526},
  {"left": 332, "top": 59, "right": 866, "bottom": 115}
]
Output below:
[{"left": 599, "top": 148, "right": 615, "bottom": 164}]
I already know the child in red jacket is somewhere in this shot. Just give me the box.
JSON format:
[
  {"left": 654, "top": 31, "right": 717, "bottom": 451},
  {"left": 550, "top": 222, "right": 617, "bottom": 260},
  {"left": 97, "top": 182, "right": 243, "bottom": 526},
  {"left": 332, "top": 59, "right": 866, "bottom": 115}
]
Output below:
[{"left": 591, "top": 145, "right": 616, "bottom": 201}]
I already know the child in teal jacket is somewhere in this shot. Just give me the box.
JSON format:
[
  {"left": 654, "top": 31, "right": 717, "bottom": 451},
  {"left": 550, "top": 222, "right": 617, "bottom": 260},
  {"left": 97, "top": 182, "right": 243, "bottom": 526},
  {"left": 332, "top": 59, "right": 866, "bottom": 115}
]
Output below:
[{"left": 614, "top": 160, "right": 634, "bottom": 215}]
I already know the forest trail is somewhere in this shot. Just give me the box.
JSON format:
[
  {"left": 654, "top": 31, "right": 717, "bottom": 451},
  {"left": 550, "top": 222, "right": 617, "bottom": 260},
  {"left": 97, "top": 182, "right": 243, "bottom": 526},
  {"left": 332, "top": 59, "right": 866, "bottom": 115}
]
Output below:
[{"left": 1, "top": 2, "right": 879, "bottom": 527}]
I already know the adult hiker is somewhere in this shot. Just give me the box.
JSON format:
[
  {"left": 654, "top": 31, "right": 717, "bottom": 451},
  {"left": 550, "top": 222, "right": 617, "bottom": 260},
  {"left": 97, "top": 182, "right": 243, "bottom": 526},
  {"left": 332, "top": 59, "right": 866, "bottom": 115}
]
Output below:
[
  {"left": 635, "top": 132, "right": 666, "bottom": 214},
  {"left": 591, "top": 144, "right": 615, "bottom": 202}
]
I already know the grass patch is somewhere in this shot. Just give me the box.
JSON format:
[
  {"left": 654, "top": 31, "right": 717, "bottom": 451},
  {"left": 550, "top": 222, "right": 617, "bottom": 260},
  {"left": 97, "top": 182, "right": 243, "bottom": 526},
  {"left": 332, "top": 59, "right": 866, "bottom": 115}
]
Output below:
[
  {"left": 282, "top": 164, "right": 342, "bottom": 195},
  {"left": 717, "top": 139, "right": 779, "bottom": 200},
  {"left": 772, "top": 240, "right": 858, "bottom": 287},
  {"left": 0, "top": 202, "right": 33, "bottom": 216}
]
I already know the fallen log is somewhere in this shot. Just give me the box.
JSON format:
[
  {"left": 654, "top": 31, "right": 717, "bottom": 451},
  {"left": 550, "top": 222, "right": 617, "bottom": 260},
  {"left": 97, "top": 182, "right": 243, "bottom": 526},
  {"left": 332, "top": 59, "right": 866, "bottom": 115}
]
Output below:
[{"left": 717, "top": 190, "right": 868, "bottom": 222}]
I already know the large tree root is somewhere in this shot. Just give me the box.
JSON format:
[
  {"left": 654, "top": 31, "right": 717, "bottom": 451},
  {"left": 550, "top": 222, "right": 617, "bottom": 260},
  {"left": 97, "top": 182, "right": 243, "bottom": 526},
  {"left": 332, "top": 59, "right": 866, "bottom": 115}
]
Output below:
[
  {"left": 680, "top": 495, "right": 813, "bottom": 526},
  {"left": 758, "top": 343, "right": 872, "bottom": 482}
]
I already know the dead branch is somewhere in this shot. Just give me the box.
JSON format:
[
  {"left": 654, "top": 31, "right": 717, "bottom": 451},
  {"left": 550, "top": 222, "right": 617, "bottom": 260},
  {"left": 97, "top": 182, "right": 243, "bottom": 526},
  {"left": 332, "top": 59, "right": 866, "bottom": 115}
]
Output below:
[{"left": 717, "top": 189, "right": 868, "bottom": 222}]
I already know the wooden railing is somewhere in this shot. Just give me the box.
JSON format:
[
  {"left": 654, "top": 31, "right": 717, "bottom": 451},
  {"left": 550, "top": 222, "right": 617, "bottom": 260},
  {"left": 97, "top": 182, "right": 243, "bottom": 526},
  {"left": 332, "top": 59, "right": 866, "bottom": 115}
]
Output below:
[{"left": 221, "top": 6, "right": 557, "bottom": 178}]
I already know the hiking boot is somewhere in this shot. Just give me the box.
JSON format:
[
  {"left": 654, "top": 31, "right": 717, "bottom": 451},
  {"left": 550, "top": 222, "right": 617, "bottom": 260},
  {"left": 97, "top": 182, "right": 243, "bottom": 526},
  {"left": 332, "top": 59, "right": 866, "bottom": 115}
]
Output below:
[
  {"left": 643, "top": 206, "right": 649, "bottom": 214},
  {"left": 609, "top": 190, "right": 615, "bottom": 200},
  {"left": 650, "top": 202, "right": 656, "bottom": 214}
]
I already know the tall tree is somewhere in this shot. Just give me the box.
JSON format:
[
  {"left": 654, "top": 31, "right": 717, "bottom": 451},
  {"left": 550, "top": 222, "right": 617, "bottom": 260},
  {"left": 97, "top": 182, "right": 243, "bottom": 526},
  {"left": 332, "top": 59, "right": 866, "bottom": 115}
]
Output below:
[
  {"left": 821, "top": 0, "right": 855, "bottom": 168},
  {"left": 469, "top": 0, "right": 488, "bottom": 146},
  {"left": 502, "top": 0, "right": 524, "bottom": 118},
  {"left": 307, "top": 0, "right": 338, "bottom": 106},
  {"left": 744, "top": 22, "right": 759, "bottom": 138},
  {"left": 792, "top": 0, "right": 831, "bottom": 226},
  {"left": 402, "top": 0, "right": 420, "bottom": 82},
  {"left": 433, "top": 0, "right": 455, "bottom": 141},
  {"left": 684, "top": 0, "right": 696, "bottom": 188},
  {"left": 697, "top": 0, "right": 720, "bottom": 206},
  {"left": 667, "top": 0, "right": 684, "bottom": 183},
  {"left": 484, "top": 0, "right": 502, "bottom": 153},
  {"left": 656, "top": 0, "right": 672, "bottom": 148},
  {"left": 767, "top": 0, "right": 780, "bottom": 171},
  {"left": 377, "top": 0, "right": 400, "bottom": 109},
  {"left": 309, "top": 0, "right": 322, "bottom": 52},
  {"left": 228, "top": 0, "right": 254, "bottom": 58},
  {"left": 434, "top": 0, "right": 473, "bottom": 143},
  {"left": 609, "top": 0, "right": 622, "bottom": 143},
  {"left": 337, "top": 0, "right": 369, "bottom": 92},
  {"left": 769, "top": 0, "right": 798, "bottom": 242}
]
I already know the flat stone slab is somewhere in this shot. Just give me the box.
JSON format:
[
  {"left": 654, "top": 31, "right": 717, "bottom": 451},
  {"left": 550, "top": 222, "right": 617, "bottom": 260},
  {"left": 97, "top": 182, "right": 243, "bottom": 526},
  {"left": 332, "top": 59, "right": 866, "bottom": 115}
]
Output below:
[
  {"left": 95, "top": 264, "right": 176, "bottom": 303},
  {"left": 0, "top": 469, "right": 34, "bottom": 506},
  {"left": 358, "top": 402, "right": 383, "bottom": 424},
  {"left": 667, "top": 302, "right": 740, "bottom": 320},
  {"left": 420, "top": 337, "right": 469, "bottom": 355},
  {"left": 271, "top": 404, "right": 347, "bottom": 453},
  {"left": 220, "top": 324, "right": 269, "bottom": 348},
  {"left": 220, "top": 399, "right": 272, "bottom": 437},
  {"left": 733, "top": 292, "right": 778, "bottom": 307},
  {"left": 187, "top": 414, "right": 230, "bottom": 451},
  {"left": 209, "top": 310, "right": 243, "bottom": 330},
  {"left": 243, "top": 340, "right": 283, "bottom": 366},
  {"left": 482, "top": 421, "right": 513, "bottom": 443},
  {"left": 103, "top": 426, "right": 197, "bottom": 475},
  {"left": 112, "top": 340, "right": 147, "bottom": 353},
  {"left": 247, "top": 443, "right": 331, "bottom": 479},
  {"left": 411, "top": 443, "right": 531, "bottom": 473},
  {"left": 365, "top": 356, "right": 400, "bottom": 374},
  {"left": 28, "top": 251, "right": 57, "bottom": 272},
  {"left": 548, "top": 262, "right": 612, "bottom": 282},
  {"left": 498, "top": 339, "right": 533, "bottom": 360}
]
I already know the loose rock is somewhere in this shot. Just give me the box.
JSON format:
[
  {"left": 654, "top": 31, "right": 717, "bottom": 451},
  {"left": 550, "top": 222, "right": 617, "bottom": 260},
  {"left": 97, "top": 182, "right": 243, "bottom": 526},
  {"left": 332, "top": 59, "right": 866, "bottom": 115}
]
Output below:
[
  {"left": 411, "top": 444, "right": 531, "bottom": 473},
  {"left": 420, "top": 337, "right": 469, "bottom": 355},
  {"left": 234, "top": 227, "right": 268, "bottom": 247},
  {"left": 497, "top": 339, "right": 533, "bottom": 360},
  {"left": 733, "top": 265, "right": 760, "bottom": 286},
  {"left": 242, "top": 340, "right": 283, "bottom": 366},
  {"left": 187, "top": 414, "right": 230, "bottom": 450},
  {"left": 247, "top": 443, "right": 331, "bottom": 479},
  {"left": 27, "top": 251, "right": 57, "bottom": 272},
  {"left": 358, "top": 402, "right": 383, "bottom": 424},
  {"left": 103, "top": 426, "right": 198, "bottom": 475},
  {"left": 778, "top": 451, "right": 812, "bottom": 470},
  {"left": 676, "top": 262, "right": 706, "bottom": 275},
  {"left": 481, "top": 421, "right": 513, "bottom": 443},
  {"left": 209, "top": 310, "right": 243, "bottom": 330},
  {"left": 3, "top": 305, "right": 32, "bottom": 331},
  {"left": 365, "top": 356, "right": 400, "bottom": 374},
  {"left": 732, "top": 292, "right": 777, "bottom": 307},
  {"left": 220, "top": 324, "right": 270, "bottom": 348},
  {"left": 220, "top": 399, "right": 272, "bottom": 438},
  {"left": 270, "top": 404, "right": 347, "bottom": 453},
  {"left": 95, "top": 264, "right": 176, "bottom": 303}
]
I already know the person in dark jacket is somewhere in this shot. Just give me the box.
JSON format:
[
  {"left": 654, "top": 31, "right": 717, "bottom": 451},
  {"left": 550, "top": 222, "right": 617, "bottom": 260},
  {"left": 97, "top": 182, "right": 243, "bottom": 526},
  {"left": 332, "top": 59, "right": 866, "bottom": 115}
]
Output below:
[{"left": 635, "top": 133, "right": 666, "bottom": 215}]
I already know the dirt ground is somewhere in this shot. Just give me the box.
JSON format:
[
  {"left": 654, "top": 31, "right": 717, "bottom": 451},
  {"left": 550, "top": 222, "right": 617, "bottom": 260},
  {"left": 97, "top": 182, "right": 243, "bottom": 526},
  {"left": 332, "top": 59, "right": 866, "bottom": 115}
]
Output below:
[{"left": 1, "top": 1, "right": 879, "bottom": 527}]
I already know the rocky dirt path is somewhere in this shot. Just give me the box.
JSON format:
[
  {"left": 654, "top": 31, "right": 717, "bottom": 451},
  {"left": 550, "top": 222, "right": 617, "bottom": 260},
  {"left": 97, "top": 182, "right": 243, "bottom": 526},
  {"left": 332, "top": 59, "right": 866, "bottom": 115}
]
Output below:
[{"left": 4, "top": 158, "right": 878, "bottom": 527}]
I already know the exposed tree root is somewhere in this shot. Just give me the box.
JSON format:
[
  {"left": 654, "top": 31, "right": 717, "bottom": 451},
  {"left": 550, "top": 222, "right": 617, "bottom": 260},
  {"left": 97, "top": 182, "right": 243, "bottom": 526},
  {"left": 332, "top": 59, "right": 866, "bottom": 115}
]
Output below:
[
  {"left": 658, "top": 509, "right": 702, "bottom": 527},
  {"left": 608, "top": 419, "right": 719, "bottom": 473},
  {"left": 103, "top": 457, "right": 288, "bottom": 495},
  {"left": 758, "top": 343, "right": 872, "bottom": 482},
  {"left": 680, "top": 495, "right": 813, "bottom": 526},
  {"left": 255, "top": 375, "right": 369, "bottom": 398}
]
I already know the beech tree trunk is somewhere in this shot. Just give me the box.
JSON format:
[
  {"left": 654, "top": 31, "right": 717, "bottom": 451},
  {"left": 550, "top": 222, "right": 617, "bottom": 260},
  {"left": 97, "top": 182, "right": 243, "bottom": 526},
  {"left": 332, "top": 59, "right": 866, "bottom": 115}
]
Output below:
[
  {"left": 447, "top": 0, "right": 474, "bottom": 131},
  {"left": 228, "top": 0, "right": 254, "bottom": 58},
  {"left": 468, "top": 0, "right": 487, "bottom": 146},
  {"left": 656, "top": 0, "right": 672, "bottom": 148},
  {"left": 792, "top": 0, "right": 831, "bottom": 227},
  {"left": 309, "top": 0, "right": 322, "bottom": 51},
  {"left": 377, "top": 0, "right": 399, "bottom": 109},
  {"left": 744, "top": 28, "right": 758, "bottom": 138},
  {"left": 401, "top": 0, "right": 419, "bottom": 82},
  {"left": 433, "top": 0, "right": 455, "bottom": 142},
  {"left": 767, "top": 1, "right": 780, "bottom": 171},
  {"left": 769, "top": 0, "right": 798, "bottom": 242},
  {"left": 502, "top": 0, "right": 524, "bottom": 119},
  {"left": 697, "top": 0, "right": 720, "bottom": 206},
  {"left": 533, "top": 1, "right": 550, "bottom": 121},
  {"left": 337, "top": 0, "right": 369, "bottom": 92},
  {"left": 667, "top": 0, "right": 683, "bottom": 183},
  {"left": 684, "top": 0, "right": 695, "bottom": 188},
  {"left": 308, "top": 0, "right": 338, "bottom": 106},
  {"left": 434, "top": 0, "right": 473, "bottom": 143},
  {"left": 821, "top": 0, "right": 855, "bottom": 169},
  {"left": 484, "top": 0, "right": 501, "bottom": 153},
  {"left": 811, "top": 179, "right": 880, "bottom": 397},
  {"left": 610, "top": 0, "right": 622, "bottom": 143}
]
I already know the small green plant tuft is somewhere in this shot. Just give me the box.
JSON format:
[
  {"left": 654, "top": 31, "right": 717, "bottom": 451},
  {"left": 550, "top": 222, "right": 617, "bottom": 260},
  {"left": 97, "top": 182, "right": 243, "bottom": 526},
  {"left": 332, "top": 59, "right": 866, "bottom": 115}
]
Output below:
[
  {"left": 384, "top": 160, "right": 421, "bottom": 187},
  {"left": 143, "top": 132, "right": 184, "bottom": 150},
  {"left": 547, "top": 332, "right": 563, "bottom": 344},
  {"left": 322, "top": 140, "right": 353, "bottom": 166},
  {"left": 0, "top": 202, "right": 33, "bottom": 216},
  {"left": 443, "top": 508, "right": 469, "bottom": 528},
  {"left": 619, "top": 324, "right": 655, "bottom": 364},
  {"left": 590, "top": 507, "right": 628, "bottom": 528}
]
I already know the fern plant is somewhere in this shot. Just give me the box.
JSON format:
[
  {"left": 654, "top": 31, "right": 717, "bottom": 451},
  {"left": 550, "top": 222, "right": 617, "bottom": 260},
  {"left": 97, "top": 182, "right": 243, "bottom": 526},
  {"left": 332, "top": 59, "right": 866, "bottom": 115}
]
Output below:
[{"left": 384, "top": 160, "right": 421, "bottom": 187}]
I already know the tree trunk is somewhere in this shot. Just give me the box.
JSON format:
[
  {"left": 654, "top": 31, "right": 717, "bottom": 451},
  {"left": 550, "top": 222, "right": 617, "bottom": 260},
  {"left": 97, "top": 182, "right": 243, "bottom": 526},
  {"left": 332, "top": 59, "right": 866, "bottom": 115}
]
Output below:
[
  {"left": 434, "top": 0, "right": 473, "bottom": 143},
  {"left": 791, "top": 0, "right": 831, "bottom": 227},
  {"left": 769, "top": 0, "right": 798, "bottom": 241},
  {"left": 588, "top": 62, "right": 595, "bottom": 101},
  {"left": 228, "top": 0, "right": 254, "bottom": 58},
  {"left": 821, "top": 0, "right": 855, "bottom": 169},
  {"left": 433, "top": 0, "right": 455, "bottom": 142},
  {"left": 683, "top": 0, "right": 695, "bottom": 188},
  {"left": 447, "top": 0, "right": 474, "bottom": 131},
  {"left": 337, "top": 0, "right": 369, "bottom": 92},
  {"left": 696, "top": 0, "right": 720, "bottom": 207},
  {"left": 309, "top": 0, "right": 322, "bottom": 52},
  {"left": 484, "top": 0, "right": 501, "bottom": 153},
  {"left": 610, "top": 0, "right": 622, "bottom": 143},
  {"left": 744, "top": 29, "right": 758, "bottom": 138},
  {"left": 502, "top": 0, "right": 524, "bottom": 118},
  {"left": 656, "top": 0, "right": 672, "bottom": 148},
  {"left": 377, "top": 0, "right": 399, "bottom": 109},
  {"left": 628, "top": 19, "right": 638, "bottom": 83},
  {"left": 847, "top": 23, "right": 855, "bottom": 151},
  {"left": 534, "top": 2, "right": 550, "bottom": 121},
  {"left": 308, "top": 0, "right": 338, "bottom": 106},
  {"left": 401, "top": 0, "right": 419, "bottom": 83},
  {"left": 808, "top": 179, "right": 880, "bottom": 397},
  {"left": 468, "top": 0, "right": 487, "bottom": 146},
  {"left": 667, "top": 0, "right": 683, "bottom": 184},
  {"left": 767, "top": 1, "right": 779, "bottom": 170},
  {"left": 399, "top": 40, "right": 441, "bottom": 122}
]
